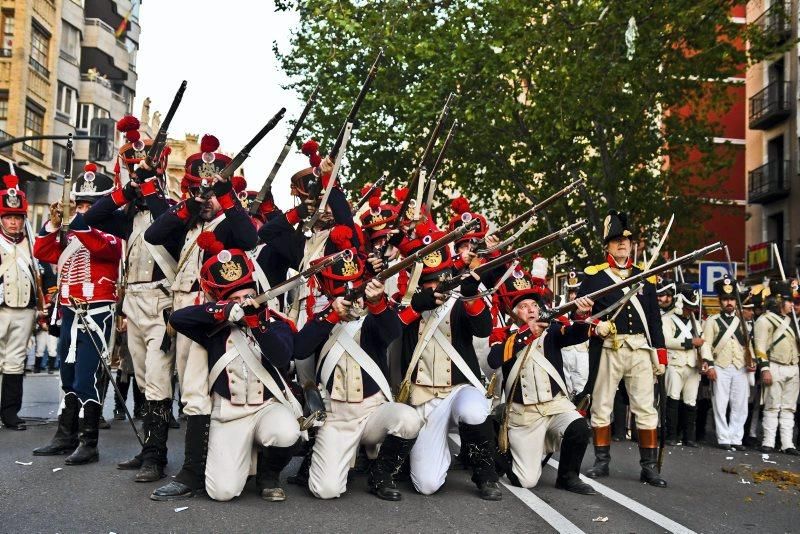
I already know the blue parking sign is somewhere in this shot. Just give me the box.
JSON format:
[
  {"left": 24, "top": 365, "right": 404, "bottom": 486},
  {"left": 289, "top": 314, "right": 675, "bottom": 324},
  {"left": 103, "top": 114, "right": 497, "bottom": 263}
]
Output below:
[{"left": 699, "top": 261, "right": 736, "bottom": 294}]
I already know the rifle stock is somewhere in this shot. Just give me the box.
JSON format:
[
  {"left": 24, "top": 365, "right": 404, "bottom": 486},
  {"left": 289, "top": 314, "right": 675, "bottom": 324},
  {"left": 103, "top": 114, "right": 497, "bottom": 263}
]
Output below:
[{"left": 59, "top": 136, "right": 75, "bottom": 243}]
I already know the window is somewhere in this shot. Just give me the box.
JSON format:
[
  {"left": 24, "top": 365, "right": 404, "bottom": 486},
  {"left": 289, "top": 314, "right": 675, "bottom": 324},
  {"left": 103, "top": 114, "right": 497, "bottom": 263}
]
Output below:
[
  {"left": 23, "top": 105, "right": 44, "bottom": 158},
  {"left": 1, "top": 11, "right": 13, "bottom": 56},
  {"left": 29, "top": 24, "right": 49, "bottom": 76},
  {"left": 77, "top": 103, "right": 109, "bottom": 131},
  {"left": 59, "top": 22, "right": 79, "bottom": 62},
  {"left": 56, "top": 83, "right": 77, "bottom": 124},
  {"left": 52, "top": 143, "right": 68, "bottom": 174},
  {"left": 0, "top": 93, "right": 7, "bottom": 132}
]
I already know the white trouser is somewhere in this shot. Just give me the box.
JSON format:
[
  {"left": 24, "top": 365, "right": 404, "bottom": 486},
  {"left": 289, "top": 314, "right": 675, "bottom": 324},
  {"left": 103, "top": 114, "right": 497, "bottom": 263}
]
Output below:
[
  {"left": 410, "top": 385, "right": 489, "bottom": 495},
  {"left": 173, "top": 290, "right": 211, "bottom": 416},
  {"left": 712, "top": 365, "right": 749, "bottom": 446},
  {"left": 309, "top": 393, "right": 423, "bottom": 499},
  {"left": 761, "top": 363, "right": 799, "bottom": 450},
  {"left": 508, "top": 396, "right": 580, "bottom": 488},
  {"left": 124, "top": 289, "right": 175, "bottom": 401},
  {"left": 561, "top": 346, "right": 588, "bottom": 396},
  {"left": 665, "top": 364, "right": 701, "bottom": 406},
  {"left": 205, "top": 395, "right": 300, "bottom": 502},
  {"left": 0, "top": 307, "right": 36, "bottom": 374},
  {"left": 34, "top": 329, "right": 58, "bottom": 359}
]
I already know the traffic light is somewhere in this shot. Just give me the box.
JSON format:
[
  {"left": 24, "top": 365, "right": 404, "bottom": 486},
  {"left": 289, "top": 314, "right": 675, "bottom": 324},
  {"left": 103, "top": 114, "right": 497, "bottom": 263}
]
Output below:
[{"left": 89, "top": 118, "right": 116, "bottom": 161}]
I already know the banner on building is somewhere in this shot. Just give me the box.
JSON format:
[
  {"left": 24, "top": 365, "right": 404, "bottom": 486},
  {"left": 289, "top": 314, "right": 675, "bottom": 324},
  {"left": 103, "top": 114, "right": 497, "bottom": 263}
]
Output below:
[{"left": 746, "top": 242, "right": 773, "bottom": 275}]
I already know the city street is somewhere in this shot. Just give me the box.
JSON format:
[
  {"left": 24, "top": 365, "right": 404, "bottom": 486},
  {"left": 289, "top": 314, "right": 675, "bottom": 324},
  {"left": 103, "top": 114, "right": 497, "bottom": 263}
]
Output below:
[{"left": 1, "top": 375, "right": 797, "bottom": 534}]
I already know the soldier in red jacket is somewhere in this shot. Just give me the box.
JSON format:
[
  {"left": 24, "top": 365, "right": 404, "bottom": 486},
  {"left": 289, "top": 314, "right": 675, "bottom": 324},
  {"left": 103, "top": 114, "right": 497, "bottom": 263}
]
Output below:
[{"left": 32, "top": 164, "right": 122, "bottom": 466}]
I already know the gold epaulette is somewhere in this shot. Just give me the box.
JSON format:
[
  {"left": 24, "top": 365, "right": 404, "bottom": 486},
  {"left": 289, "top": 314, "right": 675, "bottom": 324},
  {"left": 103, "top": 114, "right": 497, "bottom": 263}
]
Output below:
[
  {"left": 503, "top": 332, "right": 518, "bottom": 363},
  {"left": 584, "top": 262, "right": 609, "bottom": 276}
]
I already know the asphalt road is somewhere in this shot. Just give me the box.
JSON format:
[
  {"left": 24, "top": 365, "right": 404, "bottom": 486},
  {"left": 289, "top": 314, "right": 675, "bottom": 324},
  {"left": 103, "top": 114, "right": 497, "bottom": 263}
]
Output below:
[{"left": 1, "top": 376, "right": 799, "bottom": 534}]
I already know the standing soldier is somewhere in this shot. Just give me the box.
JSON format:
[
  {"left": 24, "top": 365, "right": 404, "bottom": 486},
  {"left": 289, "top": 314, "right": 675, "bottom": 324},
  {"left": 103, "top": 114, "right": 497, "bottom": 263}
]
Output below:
[
  {"left": 656, "top": 278, "right": 676, "bottom": 315},
  {"left": 754, "top": 280, "right": 799, "bottom": 455},
  {"left": 579, "top": 211, "right": 667, "bottom": 488},
  {"left": 0, "top": 175, "right": 38, "bottom": 431},
  {"left": 145, "top": 134, "right": 257, "bottom": 500},
  {"left": 701, "top": 277, "right": 751, "bottom": 451},
  {"left": 83, "top": 114, "right": 177, "bottom": 483},
  {"left": 561, "top": 271, "right": 589, "bottom": 397},
  {"left": 32, "top": 165, "right": 121, "bottom": 464},
  {"left": 662, "top": 283, "right": 704, "bottom": 447}
]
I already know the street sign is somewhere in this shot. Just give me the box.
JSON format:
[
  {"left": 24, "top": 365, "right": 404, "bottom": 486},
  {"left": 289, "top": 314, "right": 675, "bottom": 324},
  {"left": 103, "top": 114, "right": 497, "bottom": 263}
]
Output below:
[{"left": 699, "top": 261, "right": 736, "bottom": 294}]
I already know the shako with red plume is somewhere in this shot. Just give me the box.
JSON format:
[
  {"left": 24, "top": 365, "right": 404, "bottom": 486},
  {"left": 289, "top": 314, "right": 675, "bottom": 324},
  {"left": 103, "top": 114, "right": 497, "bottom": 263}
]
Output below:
[{"left": 0, "top": 174, "right": 27, "bottom": 216}]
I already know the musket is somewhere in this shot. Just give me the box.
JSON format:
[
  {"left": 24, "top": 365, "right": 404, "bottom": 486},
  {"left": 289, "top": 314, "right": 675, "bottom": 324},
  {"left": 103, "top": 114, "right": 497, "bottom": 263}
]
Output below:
[
  {"left": 540, "top": 242, "right": 724, "bottom": 322},
  {"left": 328, "top": 49, "right": 383, "bottom": 162},
  {"left": 353, "top": 172, "right": 388, "bottom": 213},
  {"left": 343, "top": 218, "right": 481, "bottom": 302},
  {"left": 59, "top": 135, "right": 75, "bottom": 244},
  {"left": 422, "top": 118, "right": 458, "bottom": 208},
  {"left": 207, "top": 250, "right": 350, "bottom": 337},
  {"left": 250, "top": 85, "right": 320, "bottom": 216},
  {"left": 477, "top": 177, "right": 584, "bottom": 254},
  {"left": 24, "top": 219, "right": 46, "bottom": 323},
  {"left": 302, "top": 122, "right": 353, "bottom": 234},
  {"left": 722, "top": 245, "right": 755, "bottom": 369},
  {"left": 144, "top": 80, "right": 187, "bottom": 169},
  {"left": 770, "top": 242, "right": 800, "bottom": 351},
  {"left": 436, "top": 220, "right": 587, "bottom": 296},
  {"left": 198, "top": 107, "right": 286, "bottom": 198}
]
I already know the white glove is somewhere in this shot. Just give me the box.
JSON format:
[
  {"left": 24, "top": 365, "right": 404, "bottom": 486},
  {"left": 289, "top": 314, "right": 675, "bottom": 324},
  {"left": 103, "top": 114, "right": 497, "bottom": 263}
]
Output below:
[
  {"left": 595, "top": 320, "right": 613, "bottom": 338},
  {"left": 654, "top": 363, "right": 666, "bottom": 377},
  {"left": 226, "top": 303, "right": 245, "bottom": 322}
]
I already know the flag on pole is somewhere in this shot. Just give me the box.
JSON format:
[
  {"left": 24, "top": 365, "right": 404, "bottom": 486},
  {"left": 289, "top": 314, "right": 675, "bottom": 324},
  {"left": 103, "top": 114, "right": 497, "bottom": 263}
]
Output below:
[{"left": 115, "top": 4, "right": 134, "bottom": 39}]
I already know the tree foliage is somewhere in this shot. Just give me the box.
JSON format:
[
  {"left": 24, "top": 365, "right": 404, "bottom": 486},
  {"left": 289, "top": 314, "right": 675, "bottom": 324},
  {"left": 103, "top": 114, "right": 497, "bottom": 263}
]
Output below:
[{"left": 274, "top": 0, "right": 765, "bottom": 262}]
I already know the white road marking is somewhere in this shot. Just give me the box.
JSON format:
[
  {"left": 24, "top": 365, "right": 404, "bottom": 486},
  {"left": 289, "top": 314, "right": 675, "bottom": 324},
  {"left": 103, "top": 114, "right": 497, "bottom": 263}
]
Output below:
[
  {"left": 546, "top": 458, "right": 697, "bottom": 534},
  {"left": 448, "top": 434, "right": 586, "bottom": 534}
]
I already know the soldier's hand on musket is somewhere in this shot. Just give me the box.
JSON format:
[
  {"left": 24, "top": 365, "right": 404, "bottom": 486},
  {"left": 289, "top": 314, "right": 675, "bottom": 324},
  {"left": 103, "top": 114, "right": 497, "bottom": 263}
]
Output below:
[
  {"left": 49, "top": 201, "right": 63, "bottom": 227},
  {"left": 365, "top": 278, "right": 385, "bottom": 305},
  {"left": 212, "top": 175, "right": 233, "bottom": 197},
  {"left": 460, "top": 248, "right": 478, "bottom": 266},
  {"left": 366, "top": 253, "right": 385, "bottom": 275},
  {"left": 574, "top": 297, "right": 594, "bottom": 314},
  {"left": 134, "top": 160, "right": 156, "bottom": 182},
  {"left": 691, "top": 337, "right": 705, "bottom": 347},
  {"left": 484, "top": 234, "right": 501, "bottom": 251},
  {"left": 411, "top": 287, "right": 445, "bottom": 312},
  {"left": 332, "top": 296, "right": 353, "bottom": 321},
  {"left": 761, "top": 369, "right": 773, "bottom": 386},
  {"left": 320, "top": 156, "right": 334, "bottom": 175}
]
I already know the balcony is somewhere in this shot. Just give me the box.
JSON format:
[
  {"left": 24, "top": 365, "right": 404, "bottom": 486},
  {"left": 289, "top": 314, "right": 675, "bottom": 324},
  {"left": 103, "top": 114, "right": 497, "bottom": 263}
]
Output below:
[
  {"left": 749, "top": 81, "right": 791, "bottom": 130},
  {"left": 0, "top": 129, "right": 12, "bottom": 156},
  {"left": 22, "top": 143, "right": 45, "bottom": 160},
  {"left": 754, "top": 1, "right": 792, "bottom": 48},
  {"left": 748, "top": 160, "right": 792, "bottom": 204}
]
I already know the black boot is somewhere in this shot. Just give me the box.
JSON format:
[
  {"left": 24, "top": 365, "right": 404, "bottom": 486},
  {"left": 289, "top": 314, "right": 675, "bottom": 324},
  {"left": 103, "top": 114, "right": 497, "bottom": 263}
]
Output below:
[
  {"left": 458, "top": 420, "right": 502, "bottom": 501},
  {"left": 136, "top": 399, "right": 170, "bottom": 483},
  {"left": 257, "top": 444, "right": 296, "bottom": 501},
  {"left": 288, "top": 431, "right": 315, "bottom": 486},
  {"left": 683, "top": 404, "right": 698, "bottom": 447},
  {"left": 665, "top": 398, "right": 680, "bottom": 446},
  {"left": 150, "top": 414, "right": 210, "bottom": 501},
  {"left": 33, "top": 393, "right": 79, "bottom": 455},
  {"left": 168, "top": 399, "right": 180, "bottom": 429},
  {"left": 33, "top": 357, "right": 43, "bottom": 373},
  {"left": 638, "top": 429, "right": 667, "bottom": 488},
  {"left": 65, "top": 401, "right": 100, "bottom": 465},
  {"left": 1, "top": 374, "right": 27, "bottom": 430},
  {"left": 585, "top": 426, "right": 611, "bottom": 478},
  {"left": 46, "top": 356, "right": 56, "bottom": 374},
  {"left": 554, "top": 419, "right": 596, "bottom": 495},
  {"left": 368, "top": 435, "right": 416, "bottom": 501}
]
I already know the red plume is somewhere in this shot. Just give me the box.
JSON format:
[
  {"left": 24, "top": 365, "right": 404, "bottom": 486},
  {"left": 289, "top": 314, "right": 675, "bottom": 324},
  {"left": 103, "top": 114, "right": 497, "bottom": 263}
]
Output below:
[
  {"left": 414, "top": 222, "right": 431, "bottom": 238},
  {"left": 2, "top": 175, "right": 18, "bottom": 190},
  {"left": 125, "top": 129, "right": 141, "bottom": 142},
  {"left": 200, "top": 134, "right": 220, "bottom": 153},
  {"left": 301, "top": 139, "right": 319, "bottom": 156},
  {"left": 368, "top": 195, "right": 381, "bottom": 210},
  {"left": 360, "top": 183, "right": 373, "bottom": 198},
  {"left": 116, "top": 115, "right": 140, "bottom": 133},
  {"left": 394, "top": 187, "right": 409, "bottom": 203},
  {"left": 309, "top": 153, "right": 322, "bottom": 168},
  {"left": 450, "top": 196, "right": 470, "bottom": 215},
  {"left": 197, "top": 231, "right": 224, "bottom": 255},
  {"left": 231, "top": 176, "right": 247, "bottom": 193},
  {"left": 84, "top": 163, "right": 98, "bottom": 173},
  {"left": 330, "top": 225, "right": 353, "bottom": 251}
]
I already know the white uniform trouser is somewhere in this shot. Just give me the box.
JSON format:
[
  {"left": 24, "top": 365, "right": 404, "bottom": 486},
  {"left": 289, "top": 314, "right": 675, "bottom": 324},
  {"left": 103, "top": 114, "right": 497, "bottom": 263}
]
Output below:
[
  {"left": 665, "top": 364, "right": 701, "bottom": 406},
  {"left": 410, "top": 385, "right": 489, "bottom": 495},
  {"left": 34, "top": 329, "right": 58, "bottom": 360},
  {"left": 761, "top": 363, "right": 800, "bottom": 450},
  {"left": 561, "top": 346, "right": 589, "bottom": 396},
  {"left": 508, "top": 395, "right": 580, "bottom": 488},
  {"left": 123, "top": 288, "right": 175, "bottom": 401},
  {"left": 590, "top": 340, "right": 658, "bottom": 429},
  {"left": 309, "top": 393, "right": 423, "bottom": 499},
  {"left": 205, "top": 395, "right": 300, "bottom": 502},
  {"left": 0, "top": 307, "right": 36, "bottom": 374},
  {"left": 173, "top": 290, "right": 211, "bottom": 416},
  {"left": 712, "top": 365, "right": 749, "bottom": 446}
]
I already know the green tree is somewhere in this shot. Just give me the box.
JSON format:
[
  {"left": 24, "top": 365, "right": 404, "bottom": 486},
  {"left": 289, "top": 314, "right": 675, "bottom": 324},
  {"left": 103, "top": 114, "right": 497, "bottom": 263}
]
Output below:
[{"left": 274, "top": 0, "right": 766, "bottom": 262}]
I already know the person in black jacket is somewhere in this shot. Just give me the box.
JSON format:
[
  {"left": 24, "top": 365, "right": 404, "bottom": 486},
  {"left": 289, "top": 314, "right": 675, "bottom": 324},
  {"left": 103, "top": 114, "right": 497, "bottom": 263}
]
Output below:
[
  {"left": 487, "top": 266, "right": 595, "bottom": 494},
  {"left": 577, "top": 211, "right": 667, "bottom": 488},
  {"left": 168, "top": 244, "right": 300, "bottom": 502},
  {"left": 394, "top": 220, "right": 500, "bottom": 501},
  {"left": 293, "top": 231, "right": 422, "bottom": 501}
]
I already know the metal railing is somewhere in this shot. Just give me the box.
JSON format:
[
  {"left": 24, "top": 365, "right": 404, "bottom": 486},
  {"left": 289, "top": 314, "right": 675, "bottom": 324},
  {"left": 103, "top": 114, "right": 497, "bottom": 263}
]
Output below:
[
  {"left": 28, "top": 57, "right": 49, "bottom": 78},
  {"left": 748, "top": 159, "right": 792, "bottom": 204},
  {"left": 84, "top": 17, "right": 116, "bottom": 35},
  {"left": 21, "top": 143, "right": 44, "bottom": 160},
  {"left": 0, "top": 49, "right": 11, "bottom": 58},
  {"left": 748, "top": 81, "right": 791, "bottom": 128},
  {"left": 754, "top": 1, "right": 792, "bottom": 45}
]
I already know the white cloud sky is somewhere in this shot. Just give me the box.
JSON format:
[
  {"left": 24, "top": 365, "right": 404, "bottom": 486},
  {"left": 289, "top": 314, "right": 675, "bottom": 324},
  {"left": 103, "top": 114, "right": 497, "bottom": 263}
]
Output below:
[{"left": 133, "top": 0, "right": 304, "bottom": 209}]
